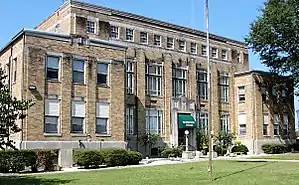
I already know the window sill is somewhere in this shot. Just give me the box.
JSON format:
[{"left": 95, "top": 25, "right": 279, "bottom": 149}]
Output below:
[
  {"left": 274, "top": 135, "right": 280, "bottom": 137},
  {"left": 97, "top": 84, "right": 110, "bottom": 88},
  {"left": 238, "top": 101, "right": 245, "bottom": 104},
  {"left": 95, "top": 134, "right": 111, "bottom": 137},
  {"left": 44, "top": 133, "right": 62, "bottom": 137},
  {"left": 125, "top": 40, "right": 134, "bottom": 43},
  {"left": 220, "top": 101, "right": 229, "bottom": 104},
  {"left": 71, "top": 133, "right": 86, "bottom": 137},
  {"left": 263, "top": 135, "right": 271, "bottom": 137},
  {"left": 47, "top": 80, "right": 61, "bottom": 83},
  {"left": 72, "top": 83, "right": 86, "bottom": 86}
]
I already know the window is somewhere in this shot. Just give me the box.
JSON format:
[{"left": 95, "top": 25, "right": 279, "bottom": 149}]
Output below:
[
  {"left": 167, "top": 37, "right": 174, "bottom": 49},
  {"left": 97, "top": 63, "right": 108, "bottom": 86},
  {"left": 125, "top": 28, "right": 134, "bottom": 41},
  {"left": 55, "top": 24, "right": 60, "bottom": 33},
  {"left": 172, "top": 67, "right": 187, "bottom": 97},
  {"left": 153, "top": 34, "right": 161, "bottom": 46},
  {"left": 201, "top": 45, "right": 207, "bottom": 56},
  {"left": 110, "top": 26, "right": 119, "bottom": 39},
  {"left": 220, "top": 113, "right": 229, "bottom": 134},
  {"left": 96, "top": 102, "right": 109, "bottom": 134},
  {"left": 72, "top": 59, "right": 84, "bottom": 83},
  {"left": 47, "top": 56, "right": 59, "bottom": 81},
  {"left": 238, "top": 86, "right": 245, "bottom": 102},
  {"left": 273, "top": 114, "right": 279, "bottom": 136},
  {"left": 146, "top": 109, "right": 162, "bottom": 134},
  {"left": 126, "top": 106, "right": 134, "bottom": 135},
  {"left": 126, "top": 61, "right": 134, "bottom": 94},
  {"left": 197, "top": 112, "right": 208, "bottom": 133},
  {"left": 261, "top": 86, "right": 267, "bottom": 101},
  {"left": 263, "top": 114, "right": 269, "bottom": 135},
  {"left": 71, "top": 101, "right": 85, "bottom": 133},
  {"left": 237, "top": 52, "right": 241, "bottom": 63},
  {"left": 197, "top": 69, "right": 207, "bottom": 100},
  {"left": 191, "top": 42, "right": 197, "bottom": 54},
  {"left": 86, "top": 20, "right": 96, "bottom": 34},
  {"left": 272, "top": 87, "right": 277, "bottom": 97},
  {"left": 5, "top": 64, "right": 9, "bottom": 85},
  {"left": 140, "top": 32, "right": 148, "bottom": 44},
  {"left": 221, "top": 49, "right": 227, "bottom": 60},
  {"left": 13, "top": 58, "right": 17, "bottom": 83},
  {"left": 45, "top": 99, "right": 59, "bottom": 133},
  {"left": 283, "top": 114, "right": 289, "bottom": 136},
  {"left": 238, "top": 114, "right": 246, "bottom": 136},
  {"left": 145, "top": 62, "right": 163, "bottom": 96},
  {"left": 178, "top": 40, "right": 186, "bottom": 52},
  {"left": 219, "top": 72, "right": 229, "bottom": 102},
  {"left": 211, "top": 47, "right": 218, "bottom": 58},
  {"left": 282, "top": 88, "right": 287, "bottom": 98}
]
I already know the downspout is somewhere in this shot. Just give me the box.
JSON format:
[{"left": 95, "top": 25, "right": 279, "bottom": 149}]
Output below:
[
  {"left": 135, "top": 50, "right": 139, "bottom": 151},
  {"left": 20, "top": 34, "right": 25, "bottom": 149},
  {"left": 124, "top": 49, "right": 127, "bottom": 147},
  {"left": 252, "top": 75, "right": 256, "bottom": 154}
]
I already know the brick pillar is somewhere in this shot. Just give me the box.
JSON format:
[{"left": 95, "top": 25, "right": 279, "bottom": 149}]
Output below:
[
  {"left": 164, "top": 53, "right": 172, "bottom": 142},
  {"left": 211, "top": 62, "right": 220, "bottom": 135}
]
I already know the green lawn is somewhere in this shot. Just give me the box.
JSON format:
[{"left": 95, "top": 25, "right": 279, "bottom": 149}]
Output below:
[
  {"left": 1, "top": 161, "right": 299, "bottom": 185},
  {"left": 249, "top": 153, "right": 299, "bottom": 160}
]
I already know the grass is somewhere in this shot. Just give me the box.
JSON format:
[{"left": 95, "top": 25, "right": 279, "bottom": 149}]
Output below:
[
  {"left": 1, "top": 161, "right": 299, "bottom": 185},
  {"left": 249, "top": 153, "right": 299, "bottom": 160}
]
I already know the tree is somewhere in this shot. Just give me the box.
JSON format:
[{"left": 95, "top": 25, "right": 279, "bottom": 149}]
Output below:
[
  {"left": 138, "top": 133, "right": 161, "bottom": 157},
  {"left": 246, "top": 0, "right": 299, "bottom": 90},
  {"left": 215, "top": 132, "right": 235, "bottom": 155},
  {"left": 0, "top": 68, "right": 34, "bottom": 150}
]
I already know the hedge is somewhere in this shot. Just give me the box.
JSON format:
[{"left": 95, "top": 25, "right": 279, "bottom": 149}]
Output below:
[
  {"left": 215, "top": 145, "right": 227, "bottom": 156},
  {"left": 261, "top": 144, "right": 291, "bottom": 154},
  {"left": 159, "top": 147, "right": 183, "bottom": 158},
  {"left": 231, "top": 144, "right": 249, "bottom": 155},
  {"left": 127, "top": 151, "right": 142, "bottom": 165},
  {"left": 73, "top": 149, "right": 104, "bottom": 168},
  {"left": 31, "top": 149, "right": 58, "bottom": 172}
]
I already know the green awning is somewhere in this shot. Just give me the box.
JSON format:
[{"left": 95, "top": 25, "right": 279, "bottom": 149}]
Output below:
[{"left": 178, "top": 114, "right": 196, "bottom": 129}]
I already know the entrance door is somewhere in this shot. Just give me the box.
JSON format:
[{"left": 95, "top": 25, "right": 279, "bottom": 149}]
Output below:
[{"left": 178, "top": 128, "right": 186, "bottom": 146}]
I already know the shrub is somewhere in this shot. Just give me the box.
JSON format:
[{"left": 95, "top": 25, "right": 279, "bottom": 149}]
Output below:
[
  {"left": 159, "top": 147, "right": 183, "bottom": 158},
  {"left": 127, "top": 151, "right": 142, "bottom": 165},
  {"left": 100, "top": 148, "right": 129, "bottom": 167},
  {"left": 73, "top": 149, "right": 103, "bottom": 169},
  {"left": 231, "top": 144, "right": 249, "bottom": 155},
  {"left": 261, "top": 144, "right": 291, "bottom": 154},
  {"left": 214, "top": 145, "right": 227, "bottom": 156},
  {"left": 30, "top": 149, "right": 58, "bottom": 172}
]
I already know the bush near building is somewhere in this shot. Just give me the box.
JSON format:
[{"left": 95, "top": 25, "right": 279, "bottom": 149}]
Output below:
[
  {"left": 159, "top": 146, "right": 183, "bottom": 158},
  {"left": 231, "top": 144, "right": 249, "bottom": 155},
  {"left": 262, "top": 144, "right": 292, "bottom": 154}
]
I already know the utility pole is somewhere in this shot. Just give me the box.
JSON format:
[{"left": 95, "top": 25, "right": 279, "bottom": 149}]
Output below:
[{"left": 205, "top": 0, "right": 213, "bottom": 181}]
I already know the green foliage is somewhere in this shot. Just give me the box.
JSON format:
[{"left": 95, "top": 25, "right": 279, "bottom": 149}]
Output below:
[
  {"left": 127, "top": 151, "right": 142, "bottom": 165},
  {"left": 0, "top": 68, "right": 35, "bottom": 150},
  {"left": 214, "top": 145, "right": 227, "bottom": 156},
  {"left": 138, "top": 133, "right": 161, "bottom": 156},
  {"left": 73, "top": 149, "right": 103, "bottom": 169},
  {"left": 196, "top": 130, "right": 209, "bottom": 151},
  {"left": 31, "top": 149, "right": 58, "bottom": 172},
  {"left": 262, "top": 144, "right": 291, "bottom": 154},
  {"left": 100, "top": 148, "right": 129, "bottom": 167},
  {"left": 246, "top": 0, "right": 299, "bottom": 89},
  {"left": 159, "top": 146, "right": 183, "bottom": 158},
  {"left": 231, "top": 144, "right": 249, "bottom": 155}
]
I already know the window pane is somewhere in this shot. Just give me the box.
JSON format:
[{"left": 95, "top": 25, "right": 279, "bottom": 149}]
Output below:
[
  {"left": 96, "top": 118, "right": 108, "bottom": 134},
  {"left": 73, "top": 60, "right": 84, "bottom": 71},
  {"left": 47, "top": 57, "right": 59, "bottom": 69},
  {"left": 97, "top": 74, "right": 107, "bottom": 85},
  {"left": 45, "top": 116, "right": 58, "bottom": 133},
  {"left": 97, "top": 63, "right": 108, "bottom": 74},
  {"left": 73, "top": 71, "right": 84, "bottom": 83},
  {"left": 71, "top": 117, "right": 84, "bottom": 133}
]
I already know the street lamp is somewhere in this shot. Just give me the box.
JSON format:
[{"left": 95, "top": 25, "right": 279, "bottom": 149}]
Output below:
[{"left": 184, "top": 130, "right": 189, "bottom": 151}]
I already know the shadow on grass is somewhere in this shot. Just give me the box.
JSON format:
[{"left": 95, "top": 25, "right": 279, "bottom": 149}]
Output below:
[
  {"left": 0, "top": 176, "right": 75, "bottom": 185},
  {"left": 214, "top": 162, "right": 273, "bottom": 181}
]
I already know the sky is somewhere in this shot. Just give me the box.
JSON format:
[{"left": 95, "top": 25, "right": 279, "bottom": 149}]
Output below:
[{"left": 0, "top": 0, "right": 297, "bottom": 127}]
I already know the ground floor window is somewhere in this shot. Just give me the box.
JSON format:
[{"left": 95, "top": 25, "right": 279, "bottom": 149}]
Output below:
[
  {"left": 196, "top": 112, "right": 208, "bottom": 133},
  {"left": 146, "top": 109, "right": 163, "bottom": 134},
  {"left": 220, "top": 113, "right": 229, "bottom": 134},
  {"left": 126, "top": 106, "right": 134, "bottom": 135}
]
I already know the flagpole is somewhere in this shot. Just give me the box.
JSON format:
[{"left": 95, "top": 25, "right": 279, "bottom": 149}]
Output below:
[{"left": 205, "top": 0, "right": 213, "bottom": 181}]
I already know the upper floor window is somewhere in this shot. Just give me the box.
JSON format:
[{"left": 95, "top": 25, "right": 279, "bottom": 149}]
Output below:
[
  {"left": 197, "top": 69, "right": 207, "bottom": 100},
  {"left": 72, "top": 59, "right": 84, "bottom": 84},
  {"left": 220, "top": 113, "right": 229, "bottom": 134},
  {"left": 191, "top": 42, "right": 197, "bottom": 54},
  {"left": 86, "top": 20, "right": 96, "bottom": 34},
  {"left": 13, "top": 58, "right": 17, "bottom": 83},
  {"left": 219, "top": 72, "right": 229, "bottom": 102},
  {"left": 153, "top": 34, "right": 161, "bottom": 46},
  {"left": 211, "top": 47, "right": 218, "bottom": 58},
  {"left": 201, "top": 45, "right": 207, "bottom": 56},
  {"left": 272, "top": 87, "right": 277, "bottom": 97},
  {"left": 273, "top": 114, "right": 279, "bottom": 136},
  {"left": 238, "top": 86, "right": 245, "bottom": 103},
  {"left": 172, "top": 67, "right": 187, "bottom": 97},
  {"left": 282, "top": 88, "right": 287, "bottom": 98},
  {"left": 96, "top": 102, "right": 109, "bottom": 134},
  {"left": 45, "top": 98, "right": 60, "bottom": 133},
  {"left": 97, "top": 63, "right": 108, "bottom": 86},
  {"left": 146, "top": 62, "right": 163, "bottom": 96},
  {"left": 140, "top": 32, "right": 148, "bottom": 44},
  {"left": 5, "top": 64, "right": 9, "bottom": 85},
  {"left": 126, "top": 61, "right": 134, "bottom": 94},
  {"left": 146, "top": 109, "right": 163, "bottom": 135},
  {"left": 125, "top": 28, "right": 134, "bottom": 41},
  {"left": 221, "top": 49, "right": 227, "bottom": 60},
  {"left": 167, "top": 37, "right": 174, "bottom": 49},
  {"left": 110, "top": 26, "right": 119, "bottom": 39},
  {"left": 47, "top": 56, "right": 59, "bottom": 81},
  {"left": 261, "top": 86, "right": 267, "bottom": 101},
  {"left": 179, "top": 40, "right": 186, "bottom": 52},
  {"left": 283, "top": 114, "right": 289, "bottom": 136},
  {"left": 71, "top": 100, "right": 85, "bottom": 133},
  {"left": 237, "top": 52, "right": 241, "bottom": 63}
]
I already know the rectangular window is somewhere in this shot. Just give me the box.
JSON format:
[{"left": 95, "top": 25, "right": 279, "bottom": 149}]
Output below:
[
  {"left": 5, "top": 64, "right": 9, "bottom": 85},
  {"left": 125, "top": 28, "right": 134, "bottom": 41},
  {"left": 220, "top": 113, "right": 229, "bottom": 134},
  {"left": 126, "top": 106, "right": 134, "bottom": 135},
  {"left": 172, "top": 67, "right": 187, "bottom": 97},
  {"left": 219, "top": 72, "right": 229, "bottom": 102},
  {"left": 72, "top": 59, "right": 84, "bottom": 83},
  {"left": 13, "top": 58, "right": 17, "bottom": 83},
  {"left": 211, "top": 47, "right": 218, "bottom": 58},
  {"left": 96, "top": 102, "right": 109, "bottom": 134},
  {"left": 197, "top": 112, "right": 208, "bottom": 133},
  {"left": 97, "top": 63, "right": 108, "bottom": 86},
  {"left": 283, "top": 114, "right": 289, "bottom": 136},
  {"left": 261, "top": 86, "right": 267, "bottom": 101},
  {"left": 201, "top": 45, "right": 207, "bottom": 56},
  {"left": 238, "top": 113, "right": 246, "bottom": 136},
  {"left": 237, "top": 52, "right": 241, "bottom": 63},
  {"left": 126, "top": 61, "right": 134, "bottom": 94},
  {"left": 196, "top": 69, "right": 207, "bottom": 100},
  {"left": 221, "top": 49, "right": 227, "bottom": 60},
  {"left": 273, "top": 114, "right": 279, "bottom": 136},
  {"left": 146, "top": 109, "right": 163, "bottom": 134},
  {"left": 47, "top": 56, "right": 59, "bottom": 81},
  {"left": 282, "top": 88, "right": 287, "bottom": 98},
  {"left": 45, "top": 99, "right": 59, "bottom": 133},
  {"left": 86, "top": 20, "right": 96, "bottom": 34},
  {"left": 110, "top": 26, "right": 119, "bottom": 39},
  {"left": 178, "top": 40, "right": 186, "bottom": 52},
  {"left": 191, "top": 42, "right": 197, "bottom": 54},
  {"left": 272, "top": 87, "right": 277, "bottom": 97},
  {"left": 238, "top": 86, "right": 245, "bottom": 102},
  {"left": 167, "top": 37, "right": 174, "bottom": 49},
  {"left": 140, "top": 32, "right": 148, "bottom": 44},
  {"left": 153, "top": 34, "right": 161, "bottom": 46},
  {"left": 263, "top": 114, "right": 269, "bottom": 135},
  {"left": 145, "top": 62, "right": 163, "bottom": 96},
  {"left": 71, "top": 101, "right": 85, "bottom": 133}
]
